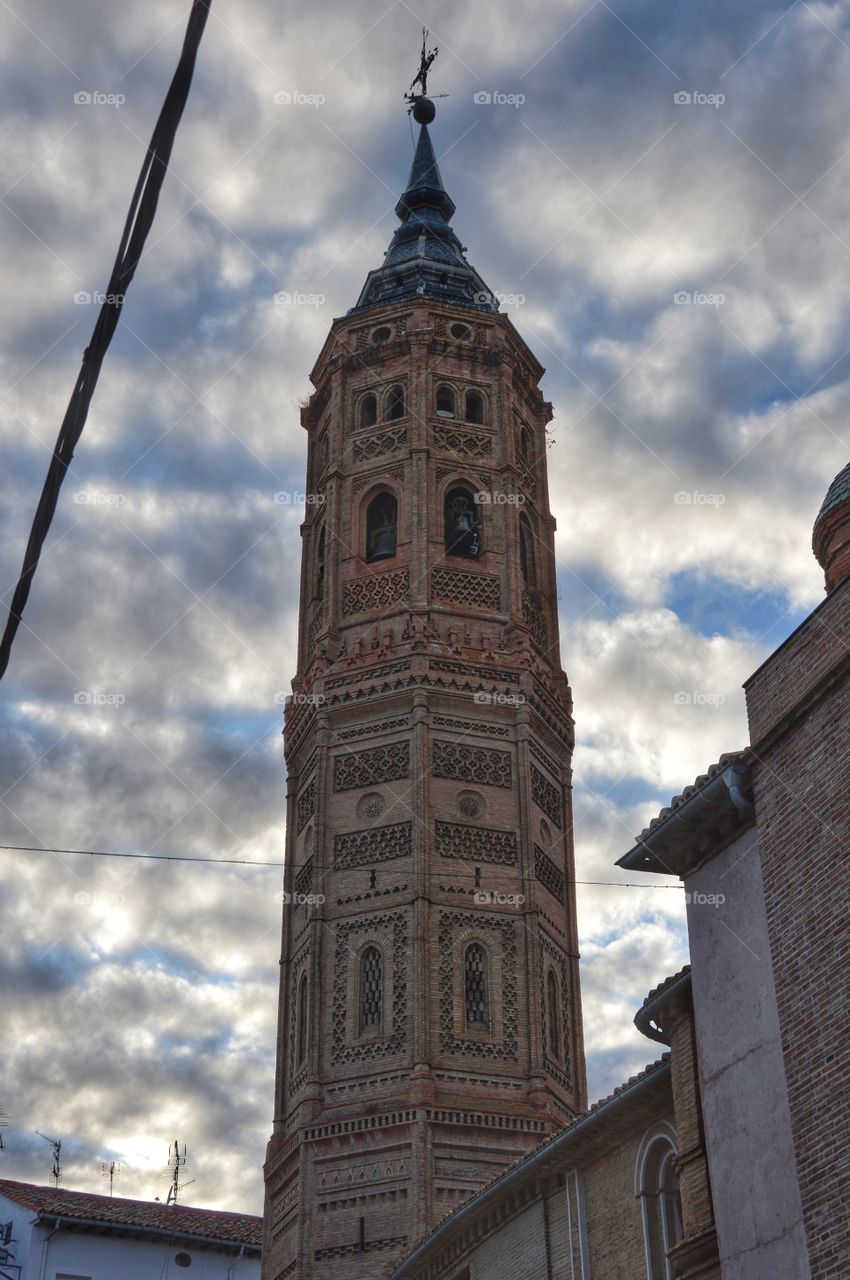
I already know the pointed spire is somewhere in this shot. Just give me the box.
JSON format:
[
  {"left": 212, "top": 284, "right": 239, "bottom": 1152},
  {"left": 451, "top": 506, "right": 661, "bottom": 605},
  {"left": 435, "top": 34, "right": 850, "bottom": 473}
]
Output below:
[
  {"left": 395, "top": 124, "right": 455, "bottom": 223},
  {"left": 348, "top": 116, "right": 498, "bottom": 316}
]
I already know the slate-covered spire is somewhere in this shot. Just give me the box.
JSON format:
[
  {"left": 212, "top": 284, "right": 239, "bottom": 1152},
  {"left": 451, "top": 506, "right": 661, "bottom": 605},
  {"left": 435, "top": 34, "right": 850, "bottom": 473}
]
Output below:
[{"left": 349, "top": 119, "right": 498, "bottom": 315}]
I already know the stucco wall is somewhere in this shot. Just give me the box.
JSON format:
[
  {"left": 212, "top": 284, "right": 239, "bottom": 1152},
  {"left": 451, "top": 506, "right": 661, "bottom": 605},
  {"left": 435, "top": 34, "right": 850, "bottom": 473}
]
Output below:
[{"left": 687, "top": 826, "right": 810, "bottom": 1279}]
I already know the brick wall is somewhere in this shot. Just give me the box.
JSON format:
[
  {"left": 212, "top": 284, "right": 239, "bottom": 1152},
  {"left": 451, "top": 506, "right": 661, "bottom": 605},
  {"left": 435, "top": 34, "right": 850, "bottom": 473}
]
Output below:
[{"left": 744, "top": 576, "right": 850, "bottom": 1280}]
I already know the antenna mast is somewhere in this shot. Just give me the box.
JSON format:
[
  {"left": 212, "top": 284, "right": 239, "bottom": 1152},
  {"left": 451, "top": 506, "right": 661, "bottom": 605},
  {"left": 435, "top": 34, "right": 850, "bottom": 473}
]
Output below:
[
  {"left": 36, "top": 1131, "right": 61, "bottom": 1186},
  {"left": 0, "top": 1105, "right": 8, "bottom": 1152},
  {"left": 101, "top": 1160, "right": 120, "bottom": 1197},
  {"left": 165, "top": 1139, "right": 195, "bottom": 1205}
]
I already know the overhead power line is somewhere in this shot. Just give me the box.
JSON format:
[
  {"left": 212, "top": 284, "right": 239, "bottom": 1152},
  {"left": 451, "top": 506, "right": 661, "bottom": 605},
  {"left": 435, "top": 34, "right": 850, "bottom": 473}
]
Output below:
[{"left": 0, "top": 843, "right": 679, "bottom": 889}]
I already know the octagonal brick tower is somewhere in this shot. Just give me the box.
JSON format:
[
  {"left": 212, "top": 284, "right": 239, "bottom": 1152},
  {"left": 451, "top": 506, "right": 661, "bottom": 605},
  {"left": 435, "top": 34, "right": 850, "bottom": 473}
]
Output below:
[{"left": 262, "top": 116, "right": 587, "bottom": 1280}]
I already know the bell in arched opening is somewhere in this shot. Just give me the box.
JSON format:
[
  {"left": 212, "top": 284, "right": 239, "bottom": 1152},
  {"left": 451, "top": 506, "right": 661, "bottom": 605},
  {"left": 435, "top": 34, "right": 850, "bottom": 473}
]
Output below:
[
  {"left": 444, "top": 488, "right": 481, "bottom": 558},
  {"left": 365, "top": 492, "right": 398, "bottom": 562}
]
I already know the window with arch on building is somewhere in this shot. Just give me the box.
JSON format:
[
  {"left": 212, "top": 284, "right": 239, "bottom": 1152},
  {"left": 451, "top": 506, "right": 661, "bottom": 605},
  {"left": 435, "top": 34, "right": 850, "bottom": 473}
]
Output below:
[
  {"left": 359, "top": 392, "right": 377, "bottom": 428},
  {"left": 546, "top": 969, "right": 560, "bottom": 1059},
  {"left": 315, "top": 524, "right": 326, "bottom": 595},
  {"left": 465, "top": 389, "right": 485, "bottom": 424},
  {"left": 444, "top": 487, "right": 481, "bottom": 558},
  {"left": 386, "top": 385, "right": 405, "bottom": 420},
  {"left": 637, "top": 1129, "right": 684, "bottom": 1280},
  {"left": 519, "top": 424, "right": 531, "bottom": 460},
  {"left": 464, "top": 942, "right": 489, "bottom": 1028},
  {"left": 359, "top": 945, "right": 383, "bottom": 1035},
  {"left": 519, "top": 514, "right": 535, "bottom": 585},
  {"left": 436, "top": 385, "right": 456, "bottom": 418},
  {"left": 296, "top": 973, "right": 309, "bottom": 1065},
  {"left": 365, "top": 492, "right": 398, "bottom": 562}
]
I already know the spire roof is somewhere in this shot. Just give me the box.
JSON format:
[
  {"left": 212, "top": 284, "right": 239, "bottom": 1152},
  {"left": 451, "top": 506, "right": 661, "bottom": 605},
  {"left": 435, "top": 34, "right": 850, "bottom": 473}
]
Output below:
[{"left": 349, "top": 120, "right": 498, "bottom": 316}]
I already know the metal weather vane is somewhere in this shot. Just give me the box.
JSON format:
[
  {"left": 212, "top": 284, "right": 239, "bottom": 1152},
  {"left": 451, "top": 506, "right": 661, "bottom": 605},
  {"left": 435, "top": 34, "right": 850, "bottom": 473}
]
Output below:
[{"left": 405, "top": 28, "right": 448, "bottom": 119}]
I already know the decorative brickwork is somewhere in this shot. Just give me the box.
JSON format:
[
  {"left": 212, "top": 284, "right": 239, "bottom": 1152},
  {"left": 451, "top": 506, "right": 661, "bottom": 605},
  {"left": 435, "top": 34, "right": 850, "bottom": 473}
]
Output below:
[
  {"left": 432, "top": 714, "right": 509, "bottom": 738},
  {"left": 531, "top": 764, "right": 562, "bottom": 828},
  {"left": 335, "top": 717, "right": 409, "bottom": 741},
  {"left": 342, "top": 568, "right": 409, "bottom": 616},
  {"left": 333, "top": 742, "right": 410, "bottom": 791},
  {"left": 523, "top": 591, "right": 547, "bottom": 651},
  {"left": 534, "top": 845, "right": 565, "bottom": 900},
  {"left": 333, "top": 822, "right": 413, "bottom": 869},
  {"left": 351, "top": 464, "right": 404, "bottom": 496},
  {"left": 438, "top": 911, "right": 519, "bottom": 1059},
  {"left": 296, "top": 777, "right": 315, "bottom": 833},
  {"left": 540, "top": 933, "right": 572, "bottom": 1091},
  {"left": 431, "top": 566, "right": 501, "bottom": 611},
  {"left": 432, "top": 423, "right": 493, "bottom": 458},
  {"left": 332, "top": 911, "right": 409, "bottom": 1064},
  {"left": 436, "top": 820, "right": 518, "bottom": 865},
  {"left": 352, "top": 425, "right": 407, "bottom": 462},
  {"left": 294, "top": 858, "right": 313, "bottom": 898},
  {"left": 432, "top": 740, "right": 512, "bottom": 788}
]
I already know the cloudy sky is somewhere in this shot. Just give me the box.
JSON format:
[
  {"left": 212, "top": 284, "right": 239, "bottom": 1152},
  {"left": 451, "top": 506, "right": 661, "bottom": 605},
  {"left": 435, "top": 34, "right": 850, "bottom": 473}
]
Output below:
[{"left": 1, "top": 0, "right": 848, "bottom": 1215}]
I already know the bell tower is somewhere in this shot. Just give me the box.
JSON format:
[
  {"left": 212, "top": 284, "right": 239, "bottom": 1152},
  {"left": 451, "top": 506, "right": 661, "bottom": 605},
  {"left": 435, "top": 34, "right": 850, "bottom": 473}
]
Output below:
[{"left": 262, "top": 93, "right": 587, "bottom": 1280}]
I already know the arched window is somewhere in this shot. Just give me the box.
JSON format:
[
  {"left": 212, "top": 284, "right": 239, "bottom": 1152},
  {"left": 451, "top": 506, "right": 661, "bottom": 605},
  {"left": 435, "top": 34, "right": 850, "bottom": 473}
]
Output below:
[
  {"left": 365, "top": 492, "right": 398, "bottom": 562},
  {"left": 637, "top": 1130, "right": 684, "bottom": 1280},
  {"left": 547, "top": 969, "right": 560, "bottom": 1059},
  {"left": 436, "top": 385, "right": 456, "bottom": 418},
  {"left": 316, "top": 525, "right": 326, "bottom": 595},
  {"left": 360, "top": 393, "right": 377, "bottom": 428},
  {"left": 519, "top": 426, "right": 531, "bottom": 460},
  {"left": 371, "top": 325, "right": 391, "bottom": 344},
  {"left": 444, "top": 487, "right": 481, "bottom": 559},
  {"left": 296, "top": 974, "right": 309, "bottom": 1065},
  {"left": 519, "top": 515, "right": 535, "bottom": 585},
  {"left": 465, "top": 389, "right": 484, "bottom": 424},
  {"left": 359, "top": 945, "right": 383, "bottom": 1034},
  {"left": 464, "top": 943, "right": 489, "bottom": 1027},
  {"left": 386, "top": 385, "right": 405, "bottom": 420}
]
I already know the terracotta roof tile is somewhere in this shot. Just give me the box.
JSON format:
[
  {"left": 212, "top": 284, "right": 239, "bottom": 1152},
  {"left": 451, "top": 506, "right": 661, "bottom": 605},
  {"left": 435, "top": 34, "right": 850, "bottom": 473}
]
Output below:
[
  {"left": 636, "top": 750, "right": 750, "bottom": 842},
  {"left": 0, "top": 1180, "right": 262, "bottom": 1248}
]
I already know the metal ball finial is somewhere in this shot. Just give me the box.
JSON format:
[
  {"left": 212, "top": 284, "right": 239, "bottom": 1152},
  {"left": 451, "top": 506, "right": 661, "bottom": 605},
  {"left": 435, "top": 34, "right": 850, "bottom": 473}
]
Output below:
[{"left": 412, "top": 96, "right": 436, "bottom": 125}]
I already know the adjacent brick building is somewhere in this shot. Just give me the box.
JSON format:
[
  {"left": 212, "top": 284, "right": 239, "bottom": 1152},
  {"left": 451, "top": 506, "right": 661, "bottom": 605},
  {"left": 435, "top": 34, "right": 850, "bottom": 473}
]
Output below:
[
  {"left": 383, "top": 463, "right": 849, "bottom": 1279},
  {"left": 262, "top": 108, "right": 587, "bottom": 1280}
]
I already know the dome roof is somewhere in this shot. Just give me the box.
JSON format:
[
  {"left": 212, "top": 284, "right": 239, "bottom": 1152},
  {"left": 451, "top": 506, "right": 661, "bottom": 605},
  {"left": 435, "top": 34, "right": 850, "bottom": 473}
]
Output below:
[
  {"left": 814, "top": 461, "right": 850, "bottom": 528},
  {"left": 813, "top": 460, "right": 850, "bottom": 592}
]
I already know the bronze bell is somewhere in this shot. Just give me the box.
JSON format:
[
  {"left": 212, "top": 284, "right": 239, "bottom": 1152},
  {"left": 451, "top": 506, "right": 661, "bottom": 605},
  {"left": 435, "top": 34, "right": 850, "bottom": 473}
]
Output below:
[
  {"left": 448, "top": 507, "right": 479, "bottom": 557},
  {"left": 369, "top": 523, "right": 397, "bottom": 560}
]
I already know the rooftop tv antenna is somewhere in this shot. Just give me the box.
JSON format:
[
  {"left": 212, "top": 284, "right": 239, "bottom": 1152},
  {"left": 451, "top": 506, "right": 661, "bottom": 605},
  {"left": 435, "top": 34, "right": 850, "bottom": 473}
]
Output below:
[
  {"left": 36, "top": 1131, "right": 61, "bottom": 1186},
  {"left": 101, "top": 1160, "right": 120, "bottom": 1197},
  {"left": 165, "top": 1139, "right": 195, "bottom": 1205}
]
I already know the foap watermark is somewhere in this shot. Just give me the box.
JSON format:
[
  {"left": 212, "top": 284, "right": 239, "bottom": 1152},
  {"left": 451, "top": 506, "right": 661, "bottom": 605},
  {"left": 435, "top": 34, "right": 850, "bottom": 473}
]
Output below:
[
  {"left": 473, "top": 890, "right": 525, "bottom": 907},
  {"left": 74, "top": 291, "right": 125, "bottom": 306},
  {"left": 273, "top": 90, "right": 326, "bottom": 107},
  {"left": 474, "top": 490, "right": 525, "bottom": 506},
  {"left": 275, "top": 890, "right": 326, "bottom": 906},
  {"left": 673, "top": 691, "right": 726, "bottom": 708},
  {"left": 474, "top": 289, "right": 525, "bottom": 307},
  {"left": 74, "top": 691, "right": 125, "bottom": 707},
  {"left": 473, "top": 691, "right": 526, "bottom": 707},
  {"left": 673, "top": 290, "right": 725, "bottom": 308},
  {"left": 673, "top": 90, "right": 725, "bottom": 108},
  {"left": 274, "top": 290, "right": 326, "bottom": 308},
  {"left": 74, "top": 90, "right": 125, "bottom": 108},
  {"left": 473, "top": 90, "right": 526, "bottom": 108},
  {"left": 276, "top": 691, "right": 326, "bottom": 707},
  {"left": 684, "top": 890, "right": 726, "bottom": 907},
  {"left": 273, "top": 490, "right": 326, "bottom": 506},
  {"left": 73, "top": 490, "right": 126, "bottom": 506},
  {"left": 674, "top": 491, "right": 726, "bottom": 507}
]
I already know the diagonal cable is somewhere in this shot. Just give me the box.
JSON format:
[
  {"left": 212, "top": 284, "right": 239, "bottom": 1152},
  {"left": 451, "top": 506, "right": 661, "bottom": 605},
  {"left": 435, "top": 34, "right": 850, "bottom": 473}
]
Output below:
[{"left": 0, "top": 0, "right": 212, "bottom": 682}]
